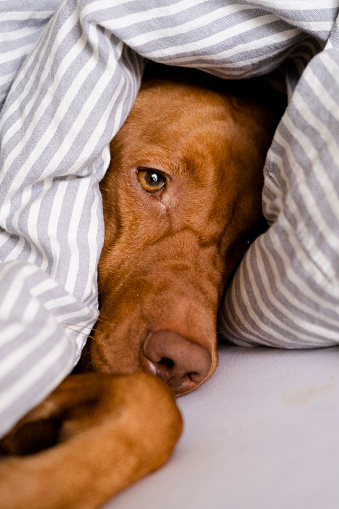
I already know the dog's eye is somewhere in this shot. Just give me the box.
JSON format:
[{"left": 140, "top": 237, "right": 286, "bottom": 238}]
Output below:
[{"left": 137, "top": 169, "right": 166, "bottom": 194}]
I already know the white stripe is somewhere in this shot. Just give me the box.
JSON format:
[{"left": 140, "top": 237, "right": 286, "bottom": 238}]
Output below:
[
  {"left": 160, "top": 46, "right": 292, "bottom": 79},
  {"left": 0, "top": 28, "right": 90, "bottom": 216},
  {"left": 245, "top": 241, "right": 338, "bottom": 343},
  {"left": 118, "top": 4, "right": 258, "bottom": 47},
  {"left": 287, "top": 20, "right": 334, "bottom": 32},
  {"left": 57, "top": 42, "right": 129, "bottom": 179},
  {"left": 82, "top": 183, "right": 102, "bottom": 302},
  {"left": 0, "top": 260, "right": 22, "bottom": 284},
  {"left": 132, "top": 13, "right": 280, "bottom": 58},
  {"left": 0, "top": 70, "right": 17, "bottom": 87},
  {"left": 0, "top": 40, "right": 37, "bottom": 63},
  {"left": 44, "top": 294, "right": 78, "bottom": 311},
  {"left": 0, "top": 321, "right": 74, "bottom": 412},
  {"left": 61, "top": 56, "right": 132, "bottom": 295},
  {"left": 266, "top": 155, "right": 339, "bottom": 304},
  {"left": 80, "top": 0, "right": 210, "bottom": 26},
  {"left": 226, "top": 256, "right": 295, "bottom": 346},
  {"left": 308, "top": 52, "right": 339, "bottom": 123},
  {"left": 30, "top": 277, "right": 59, "bottom": 297},
  {"left": 247, "top": 0, "right": 339, "bottom": 9},
  {"left": 0, "top": 264, "right": 40, "bottom": 320},
  {"left": 0, "top": 9, "right": 60, "bottom": 131},
  {"left": 64, "top": 178, "right": 92, "bottom": 295},
  {"left": 21, "top": 295, "right": 42, "bottom": 325},
  {"left": 26, "top": 178, "right": 55, "bottom": 271},
  {"left": 147, "top": 28, "right": 301, "bottom": 71},
  {"left": 0, "top": 6, "right": 77, "bottom": 146},
  {"left": 0, "top": 321, "right": 32, "bottom": 350},
  {"left": 260, "top": 231, "right": 339, "bottom": 331},
  {"left": 282, "top": 113, "right": 339, "bottom": 275},
  {"left": 49, "top": 176, "right": 75, "bottom": 280},
  {"left": 222, "top": 237, "right": 338, "bottom": 348},
  {"left": 9, "top": 178, "right": 54, "bottom": 270},
  {"left": 0, "top": 25, "right": 43, "bottom": 44},
  {"left": 0, "top": 11, "right": 55, "bottom": 22},
  {"left": 59, "top": 309, "right": 97, "bottom": 326},
  {"left": 36, "top": 26, "right": 117, "bottom": 178}
]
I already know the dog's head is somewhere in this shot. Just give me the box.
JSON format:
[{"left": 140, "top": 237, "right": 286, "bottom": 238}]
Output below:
[{"left": 87, "top": 67, "right": 277, "bottom": 395}]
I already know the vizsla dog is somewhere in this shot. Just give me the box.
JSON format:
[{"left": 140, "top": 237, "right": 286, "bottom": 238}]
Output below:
[{"left": 0, "top": 64, "right": 277, "bottom": 508}]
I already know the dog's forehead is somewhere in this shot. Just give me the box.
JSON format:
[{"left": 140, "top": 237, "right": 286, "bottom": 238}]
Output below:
[
  {"left": 118, "top": 82, "right": 238, "bottom": 182},
  {"left": 133, "top": 79, "right": 235, "bottom": 138}
]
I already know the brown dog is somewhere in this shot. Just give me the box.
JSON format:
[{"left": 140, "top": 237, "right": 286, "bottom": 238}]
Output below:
[
  {"left": 0, "top": 65, "right": 277, "bottom": 508},
  {"left": 88, "top": 65, "right": 277, "bottom": 394}
]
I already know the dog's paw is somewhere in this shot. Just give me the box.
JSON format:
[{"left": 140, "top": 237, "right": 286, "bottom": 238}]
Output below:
[{"left": 0, "top": 373, "right": 182, "bottom": 509}]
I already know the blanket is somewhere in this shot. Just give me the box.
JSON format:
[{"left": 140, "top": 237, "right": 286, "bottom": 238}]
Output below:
[{"left": 1, "top": 0, "right": 339, "bottom": 438}]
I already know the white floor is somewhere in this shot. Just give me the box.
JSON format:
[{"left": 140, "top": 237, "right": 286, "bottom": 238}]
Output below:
[{"left": 103, "top": 344, "right": 339, "bottom": 509}]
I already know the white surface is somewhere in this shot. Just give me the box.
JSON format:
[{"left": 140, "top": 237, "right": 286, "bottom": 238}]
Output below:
[{"left": 103, "top": 344, "right": 339, "bottom": 509}]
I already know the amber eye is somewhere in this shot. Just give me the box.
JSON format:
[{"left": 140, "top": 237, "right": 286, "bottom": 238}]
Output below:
[{"left": 137, "top": 169, "right": 166, "bottom": 194}]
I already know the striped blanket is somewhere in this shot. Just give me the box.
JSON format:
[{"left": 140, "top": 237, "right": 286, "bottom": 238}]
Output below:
[{"left": 1, "top": 0, "right": 339, "bottom": 438}]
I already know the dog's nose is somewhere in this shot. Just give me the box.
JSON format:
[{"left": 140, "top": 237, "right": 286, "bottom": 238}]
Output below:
[{"left": 142, "top": 330, "right": 212, "bottom": 395}]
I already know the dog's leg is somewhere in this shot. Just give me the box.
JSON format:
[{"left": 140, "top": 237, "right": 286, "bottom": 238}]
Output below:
[{"left": 0, "top": 373, "right": 182, "bottom": 509}]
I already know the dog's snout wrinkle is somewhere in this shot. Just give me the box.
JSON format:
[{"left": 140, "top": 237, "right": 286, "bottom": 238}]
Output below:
[{"left": 142, "top": 330, "right": 212, "bottom": 395}]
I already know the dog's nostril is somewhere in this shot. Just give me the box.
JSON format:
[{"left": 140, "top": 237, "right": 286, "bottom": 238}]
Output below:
[
  {"left": 159, "top": 357, "right": 174, "bottom": 370},
  {"left": 142, "top": 330, "right": 212, "bottom": 395}
]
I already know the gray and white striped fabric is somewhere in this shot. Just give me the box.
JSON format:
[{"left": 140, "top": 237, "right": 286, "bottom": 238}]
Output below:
[{"left": 0, "top": 0, "right": 338, "bottom": 438}]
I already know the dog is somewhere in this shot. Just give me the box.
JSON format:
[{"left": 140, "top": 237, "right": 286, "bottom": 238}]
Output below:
[{"left": 0, "top": 64, "right": 278, "bottom": 508}]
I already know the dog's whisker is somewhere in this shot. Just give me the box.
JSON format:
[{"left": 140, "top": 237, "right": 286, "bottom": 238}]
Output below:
[
  {"left": 62, "top": 325, "right": 96, "bottom": 339},
  {"left": 96, "top": 316, "right": 116, "bottom": 328},
  {"left": 63, "top": 323, "right": 95, "bottom": 331},
  {"left": 83, "top": 334, "right": 96, "bottom": 341},
  {"left": 62, "top": 325, "right": 88, "bottom": 335}
]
